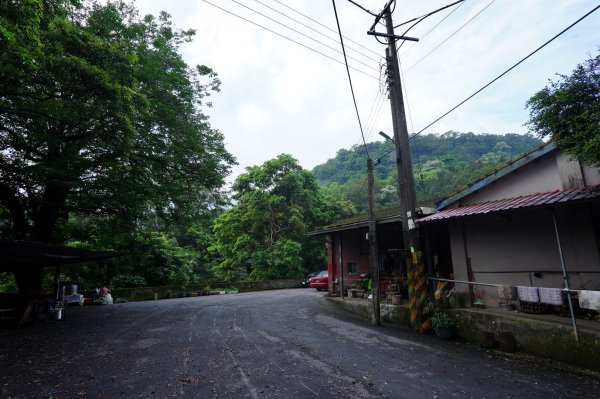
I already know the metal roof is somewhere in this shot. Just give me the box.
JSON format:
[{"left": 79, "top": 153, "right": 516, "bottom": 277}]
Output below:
[
  {"left": 309, "top": 206, "right": 403, "bottom": 235},
  {"left": 418, "top": 185, "right": 600, "bottom": 223}
]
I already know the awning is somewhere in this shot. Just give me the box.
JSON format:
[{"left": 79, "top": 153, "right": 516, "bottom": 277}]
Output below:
[{"left": 418, "top": 185, "right": 600, "bottom": 223}]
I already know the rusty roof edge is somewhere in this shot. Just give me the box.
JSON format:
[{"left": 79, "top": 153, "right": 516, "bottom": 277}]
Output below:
[
  {"left": 309, "top": 214, "right": 403, "bottom": 236},
  {"left": 436, "top": 141, "right": 556, "bottom": 211},
  {"left": 419, "top": 185, "right": 600, "bottom": 224}
]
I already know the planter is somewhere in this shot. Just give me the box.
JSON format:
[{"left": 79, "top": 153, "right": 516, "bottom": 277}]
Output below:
[{"left": 435, "top": 326, "right": 455, "bottom": 340}]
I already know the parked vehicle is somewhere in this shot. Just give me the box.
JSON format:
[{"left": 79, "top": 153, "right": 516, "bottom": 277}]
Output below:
[
  {"left": 309, "top": 270, "right": 328, "bottom": 291},
  {"left": 301, "top": 272, "right": 319, "bottom": 288}
]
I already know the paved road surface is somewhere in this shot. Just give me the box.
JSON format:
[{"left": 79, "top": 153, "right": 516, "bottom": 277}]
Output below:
[{"left": 1, "top": 289, "right": 598, "bottom": 398}]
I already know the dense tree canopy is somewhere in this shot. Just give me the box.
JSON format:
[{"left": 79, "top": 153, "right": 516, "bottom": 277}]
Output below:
[
  {"left": 312, "top": 132, "right": 542, "bottom": 211},
  {"left": 0, "top": 0, "right": 234, "bottom": 244},
  {"left": 0, "top": 0, "right": 234, "bottom": 293},
  {"left": 212, "top": 155, "right": 355, "bottom": 282},
  {"left": 526, "top": 50, "right": 600, "bottom": 166}
]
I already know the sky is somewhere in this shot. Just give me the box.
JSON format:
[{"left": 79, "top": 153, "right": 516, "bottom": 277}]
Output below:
[{"left": 133, "top": 0, "right": 600, "bottom": 183}]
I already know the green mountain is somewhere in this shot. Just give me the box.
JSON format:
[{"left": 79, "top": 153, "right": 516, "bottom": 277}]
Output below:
[{"left": 312, "top": 132, "right": 543, "bottom": 212}]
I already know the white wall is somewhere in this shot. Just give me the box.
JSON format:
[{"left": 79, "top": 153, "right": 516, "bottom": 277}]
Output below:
[{"left": 461, "top": 152, "right": 560, "bottom": 205}]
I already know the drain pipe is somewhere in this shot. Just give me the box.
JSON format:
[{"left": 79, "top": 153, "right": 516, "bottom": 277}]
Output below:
[
  {"left": 552, "top": 209, "right": 579, "bottom": 343},
  {"left": 339, "top": 235, "right": 344, "bottom": 300}
]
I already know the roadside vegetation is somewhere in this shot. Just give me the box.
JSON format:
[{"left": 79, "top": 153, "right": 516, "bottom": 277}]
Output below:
[{"left": 1, "top": 1, "right": 595, "bottom": 294}]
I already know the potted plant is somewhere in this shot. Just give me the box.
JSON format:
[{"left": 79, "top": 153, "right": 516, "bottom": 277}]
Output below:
[{"left": 426, "top": 298, "right": 458, "bottom": 339}]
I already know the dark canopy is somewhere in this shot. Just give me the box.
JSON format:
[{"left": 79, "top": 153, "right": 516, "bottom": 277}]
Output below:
[{"left": 0, "top": 239, "right": 119, "bottom": 272}]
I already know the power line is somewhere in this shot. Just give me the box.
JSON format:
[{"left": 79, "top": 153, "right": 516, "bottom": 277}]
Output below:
[
  {"left": 362, "top": 90, "right": 383, "bottom": 142},
  {"left": 272, "top": 0, "right": 381, "bottom": 58},
  {"left": 410, "top": 3, "right": 600, "bottom": 140},
  {"left": 397, "top": 0, "right": 466, "bottom": 53},
  {"left": 230, "top": 0, "right": 379, "bottom": 72},
  {"left": 404, "top": 0, "right": 496, "bottom": 73},
  {"left": 416, "top": 0, "right": 465, "bottom": 43},
  {"left": 346, "top": 0, "right": 378, "bottom": 17},
  {"left": 252, "top": 0, "right": 380, "bottom": 63},
  {"left": 394, "top": 0, "right": 464, "bottom": 29},
  {"left": 200, "top": 0, "right": 379, "bottom": 80},
  {"left": 364, "top": 89, "right": 387, "bottom": 142},
  {"left": 332, "top": 0, "right": 370, "bottom": 159}
]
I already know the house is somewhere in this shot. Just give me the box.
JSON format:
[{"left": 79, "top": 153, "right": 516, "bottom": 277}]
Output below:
[
  {"left": 313, "top": 141, "right": 600, "bottom": 307},
  {"left": 311, "top": 207, "right": 409, "bottom": 296},
  {"left": 418, "top": 142, "right": 600, "bottom": 307}
]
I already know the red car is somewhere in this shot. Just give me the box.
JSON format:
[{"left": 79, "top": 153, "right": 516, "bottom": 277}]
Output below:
[{"left": 309, "top": 270, "right": 328, "bottom": 291}]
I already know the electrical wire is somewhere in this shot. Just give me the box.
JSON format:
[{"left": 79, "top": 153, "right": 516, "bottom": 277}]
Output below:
[
  {"left": 410, "top": 3, "right": 600, "bottom": 140},
  {"left": 396, "top": 0, "right": 465, "bottom": 52},
  {"left": 414, "top": 0, "right": 465, "bottom": 43},
  {"left": 272, "top": 0, "right": 381, "bottom": 58},
  {"left": 332, "top": 0, "right": 370, "bottom": 159},
  {"left": 230, "top": 0, "right": 379, "bottom": 72},
  {"left": 199, "top": 0, "right": 379, "bottom": 80},
  {"left": 362, "top": 90, "right": 383, "bottom": 142},
  {"left": 404, "top": 0, "right": 496, "bottom": 73},
  {"left": 252, "top": 0, "right": 380, "bottom": 63},
  {"left": 395, "top": 0, "right": 464, "bottom": 29},
  {"left": 347, "top": 0, "right": 377, "bottom": 17}
]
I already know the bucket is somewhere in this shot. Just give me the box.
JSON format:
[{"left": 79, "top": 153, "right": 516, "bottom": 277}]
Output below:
[
  {"left": 54, "top": 308, "right": 63, "bottom": 320},
  {"left": 392, "top": 294, "right": 401, "bottom": 305}
]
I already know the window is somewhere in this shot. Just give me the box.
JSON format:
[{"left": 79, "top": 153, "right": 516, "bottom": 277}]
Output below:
[{"left": 347, "top": 262, "right": 358, "bottom": 274}]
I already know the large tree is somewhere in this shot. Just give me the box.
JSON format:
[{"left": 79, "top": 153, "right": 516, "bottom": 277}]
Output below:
[
  {"left": 526, "top": 50, "right": 600, "bottom": 166},
  {"left": 0, "top": 1, "right": 234, "bottom": 290},
  {"left": 212, "top": 154, "right": 355, "bottom": 282}
]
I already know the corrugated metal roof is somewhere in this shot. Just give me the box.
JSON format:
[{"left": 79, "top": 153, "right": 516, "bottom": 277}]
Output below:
[
  {"left": 418, "top": 185, "right": 600, "bottom": 223},
  {"left": 310, "top": 206, "right": 403, "bottom": 235}
]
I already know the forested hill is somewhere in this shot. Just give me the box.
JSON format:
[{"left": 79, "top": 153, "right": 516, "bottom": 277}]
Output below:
[{"left": 312, "top": 132, "right": 543, "bottom": 212}]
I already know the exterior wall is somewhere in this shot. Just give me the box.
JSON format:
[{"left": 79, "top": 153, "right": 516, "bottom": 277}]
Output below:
[
  {"left": 449, "top": 204, "right": 600, "bottom": 307},
  {"left": 459, "top": 150, "right": 599, "bottom": 206},
  {"left": 555, "top": 152, "right": 584, "bottom": 189},
  {"left": 326, "top": 222, "right": 405, "bottom": 294},
  {"left": 583, "top": 164, "right": 600, "bottom": 185},
  {"left": 461, "top": 152, "right": 560, "bottom": 205},
  {"left": 328, "top": 228, "right": 370, "bottom": 294}
]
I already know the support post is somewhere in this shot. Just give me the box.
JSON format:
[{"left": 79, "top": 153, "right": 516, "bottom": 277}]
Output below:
[
  {"left": 367, "top": 159, "right": 381, "bottom": 325},
  {"left": 339, "top": 235, "right": 344, "bottom": 300},
  {"left": 552, "top": 209, "right": 579, "bottom": 343}
]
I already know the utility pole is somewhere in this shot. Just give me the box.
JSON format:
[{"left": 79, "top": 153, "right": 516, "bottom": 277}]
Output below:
[
  {"left": 367, "top": 158, "right": 381, "bottom": 325},
  {"left": 368, "top": 1, "right": 428, "bottom": 332},
  {"left": 384, "top": 11, "right": 418, "bottom": 255}
]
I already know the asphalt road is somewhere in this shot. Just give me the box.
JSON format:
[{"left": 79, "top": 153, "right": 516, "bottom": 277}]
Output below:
[{"left": 0, "top": 288, "right": 598, "bottom": 398}]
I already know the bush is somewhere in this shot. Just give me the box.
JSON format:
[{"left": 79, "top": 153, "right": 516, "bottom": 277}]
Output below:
[{"left": 111, "top": 274, "right": 147, "bottom": 288}]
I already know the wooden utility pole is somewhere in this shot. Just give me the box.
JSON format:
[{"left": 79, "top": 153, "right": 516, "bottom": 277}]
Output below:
[
  {"left": 384, "top": 11, "right": 419, "bottom": 254},
  {"left": 368, "top": 2, "right": 427, "bottom": 332},
  {"left": 367, "top": 158, "right": 381, "bottom": 325}
]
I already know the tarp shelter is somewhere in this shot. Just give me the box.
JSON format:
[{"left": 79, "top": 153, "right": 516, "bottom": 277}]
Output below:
[
  {"left": 0, "top": 239, "right": 118, "bottom": 271},
  {"left": 0, "top": 239, "right": 119, "bottom": 297}
]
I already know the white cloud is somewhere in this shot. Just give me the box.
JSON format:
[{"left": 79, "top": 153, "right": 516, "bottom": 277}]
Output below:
[{"left": 133, "top": 0, "right": 600, "bottom": 183}]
